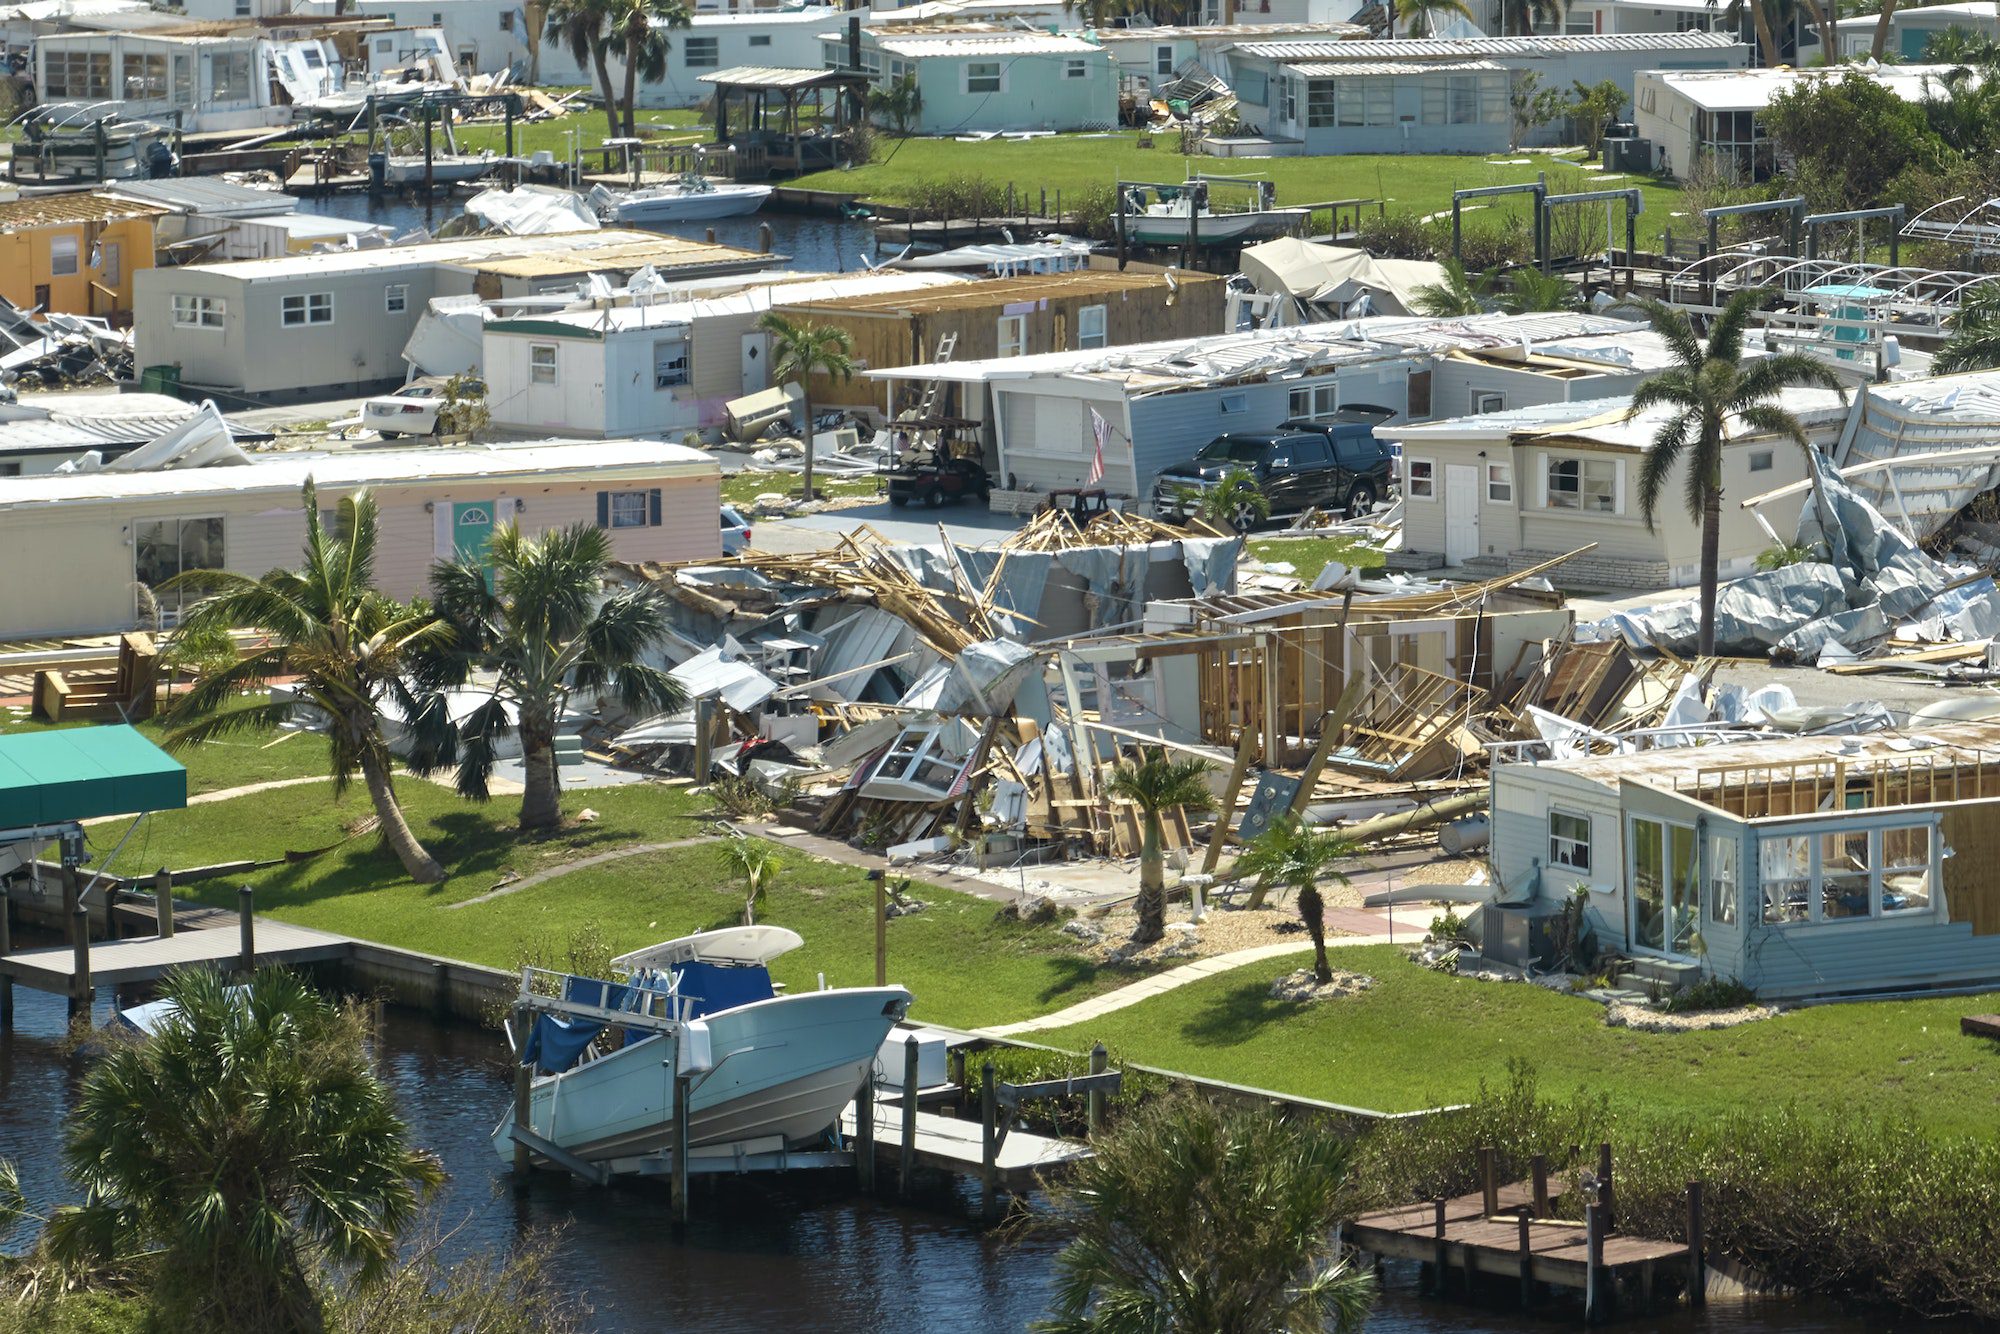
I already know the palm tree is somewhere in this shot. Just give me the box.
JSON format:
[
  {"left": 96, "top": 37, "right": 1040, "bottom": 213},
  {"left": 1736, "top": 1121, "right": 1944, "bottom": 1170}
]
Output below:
[
  {"left": 1936, "top": 283, "right": 2000, "bottom": 373},
  {"left": 1028, "top": 1093, "right": 1376, "bottom": 1334},
  {"left": 1624, "top": 290, "right": 1845, "bottom": 657},
  {"left": 866, "top": 70, "right": 924, "bottom": 136},
  {"left": 1234, "top": 815, "right": 1358, "bottom": 984},
  {"left": 1402, "top": 0, "right": 1473, "bottom": 37},
  {"left": 758, "top": 311, "right": 856, "bottom": 502},
  {"left": 1410, "top": 258, "right": 1495, "bottom": 317},
  {"left": 1181, "top": 466, "right": 1269, "bottom": 532},
  {"left": 160, "top": 482, "right": 450, "bottom": 884},
  {"left": 1709, "top": 0, "right": 1782, "bottom": 68},
  {"left": 410, "top": 521, "right": 684, "bottom": 833},
  {"left": 606, "top": 0, "right": 689, "bottom": 140},
  {"left": 724, "top": 834, "right": 782, "bottom": 926},
  {"left": 546, "top": 0, "right": 621, "bottom": 140},
  {"left": 1870, "top": 0, "right": 1900, "bottom": 60},
  {"left": 1500, "top": 0, "right": 1564, "bottom": 34},
  {"left": 47, "top": 968, "right": 443, "bottom": 1332},
  {"left": 1105, "top": 749, "right": 1216, "bottom": 946},
  {"left": 1498, "top": 265, "right": 1582, "bottom": 314}
]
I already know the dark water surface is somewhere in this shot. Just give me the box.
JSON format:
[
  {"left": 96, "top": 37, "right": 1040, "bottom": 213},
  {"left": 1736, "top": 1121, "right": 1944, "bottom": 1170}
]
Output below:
[{"left": 0, "top": 983, "right": 1943, "bottom": 1333}]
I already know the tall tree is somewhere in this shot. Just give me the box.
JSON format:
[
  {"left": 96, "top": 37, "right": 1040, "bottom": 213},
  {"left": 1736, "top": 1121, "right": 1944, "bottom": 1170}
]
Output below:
[
  {"left": 546, "top": 0, "right": 621, "bottom": 140},
  {"left": 757, "top": 311, "right": 855, "bottom": 502},
  {"left": 1233, "top": 815, "right": 1357, "bottom": 985},
  {"left": 1029, "top": 1093, "right": 1376, "bottom": 1334},
  {"left": 1871, "top": 0, "right": 1899, "bottom": 60},
  {"left": 1500, "top": 0, "right": 1564, "bottom": 34},
  {"left": 47, "top": 968, "right": 443, "bottom": 1333},
  {"left": 1401, "top": 0, "right": 1472, "bottom": 36},
  {"left": 1624, "top": 290, "right": 1845, "bottom": 657},
  {"left": 1410, "top": 257, "right": 1495, "bottom": 317},
  {"left": 1710, "top": 0, "right": 1783, "bottom": 69},
  {"left": 606, "top": 0, "right": 690, "bottom": 140},
  {"left": 160, "top": 482, "right": 449, "bottom": 884},
  {"left": 410, "top": 521, "right": 683, "bottom": 833},
  {"left": 1105, "top": 749, "right": 1216, "bottom": 946}
]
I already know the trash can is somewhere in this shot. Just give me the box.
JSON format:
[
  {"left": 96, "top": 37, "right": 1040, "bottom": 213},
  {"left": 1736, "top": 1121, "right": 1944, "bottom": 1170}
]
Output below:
[{"left": 139, "top": 364, "right": 181, "bottom": 397}]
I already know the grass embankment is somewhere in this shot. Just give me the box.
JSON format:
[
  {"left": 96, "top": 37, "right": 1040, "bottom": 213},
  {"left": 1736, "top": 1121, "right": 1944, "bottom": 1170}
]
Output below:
[
  {"left": 97, "top": 778, "right": 1119, "bottom": 1030},
  {"left": 1035, "top": 943, "right": 2000, "bottom": 1137},
  {"left": 387, "top": 107, "right": 707, "bottom": 162},
  {"left": 1245, "top": 534, "right": 1387, "bottom": 584},
  {"left": 795, "top": 138, "right": 1689, "bottom": 248}
]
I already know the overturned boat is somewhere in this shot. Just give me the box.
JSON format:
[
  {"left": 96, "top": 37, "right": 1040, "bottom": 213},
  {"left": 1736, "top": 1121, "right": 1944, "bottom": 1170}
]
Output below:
[{"left": 493, "top": 926, "right": 910, "bottom": 1171}]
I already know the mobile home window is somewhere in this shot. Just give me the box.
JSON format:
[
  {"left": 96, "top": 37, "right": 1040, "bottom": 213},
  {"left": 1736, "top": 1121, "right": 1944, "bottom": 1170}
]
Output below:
[
  {"left": 996, "top": 314, "right": 1026, "bottom": 357},
  {"left": 654, "top": 338, "right": 690, "bottom": 389},
  {"left": 1288, "top": 382, "right": 1338, "bottom": 421},
  {"left": 384, "top": 284, "right": 409, "bottom": 314},
  {"left": 1077, "top": 304, "right": 1107, "bottom": 349},
  {"left": 1709, "top": 833, "right": 1737, "bottom": 925},
  {"left": 1485, "top": 461, "right": 1512, "bottom": 502},
  {"left": 529, "top": 343, "right": 558, "bottom": 384},
  {"left": 134, "top": 517, "right": 226, "bottom": 615},
  {"left": 1748, "top": 449, "right": 1774, "bottom": 472},
  {"left": 1758, "top": 833, "right": 1811, "bottom": 924},
  {"left": 210, "top": 50, "right": 252, "bottom": 101},
  {"left": 1819, "top": 830, "right": 1872, "bottom": 920},
  {"left": 1546, "top": 456, "right": 1616, "bottom": 513},
  {"left": 281, "top": 292, "right": 333, "bottom": 327},
  {"left": 606, "top": 489, "right": 651, "bottom": 528},
  {"left": 1236, "top": 68, "right": 1267, "bottom": 104},
  {"left": 1882, "top": 825, "right": 1933, "bottom": 914},
  {"left": 1306, "top": 80, "right": 1337, "bottom": 129},
  {"left": 122, "top": 52, "right": 167, "bottom": 99},
  {"left": 500, "top": 8, "right": 513, "bottom": 28},
  {"left": 684, "top": 36, "right": 718, "bottom": 67},
  {"left": 171, "top": 294, "right": 225, "bottom": 328},
  {"left": 1474, "top": 391, "right": 1504, "bottom": 413},
  {"left": 49, "top": 235, "right": 79, "bottom": 277},
  {"left": 45, "top": 50, "right": 111, "bottom": 99},
  {"left": 234, "top": 0, "right": 249, "bottom": 15},
  {"left": 172, "top": 53, "right": 192, "bottom": 103},
  {"left": 967, "top": 61, "right": 1001, "bottom": 94},
  {"left": 1155, "top": 44, "right": 1174, "bottom": 76},
  {"left": 1406, "top": 457, "right": 1435, "bottom": 499},
  {"left": 749, "top": 33, "right": 770, "bottom": 46},
  {"left": 1065, "top": 57, "right": 1088, "bottom": 79},
  {"left": 1549, "top": 810, "right": 1590, "bottom": 872}
]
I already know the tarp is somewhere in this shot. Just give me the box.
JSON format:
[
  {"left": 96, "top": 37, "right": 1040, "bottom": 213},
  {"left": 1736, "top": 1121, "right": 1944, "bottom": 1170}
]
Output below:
[
  {"left": 1237, "top": 238, "right": 1445, "bottom": 320},
  {"left": 462, "top": 184, "right": 599, "bottom": 236}
]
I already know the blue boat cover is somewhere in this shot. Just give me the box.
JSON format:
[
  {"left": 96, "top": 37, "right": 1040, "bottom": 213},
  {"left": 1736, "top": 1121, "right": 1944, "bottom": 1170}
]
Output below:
[
  {"left": 674, "top": 961, "right": 774, "bottom": 1018},
  {"left": 523, "top": 1014, "right": 601, "bottom": 1074}
]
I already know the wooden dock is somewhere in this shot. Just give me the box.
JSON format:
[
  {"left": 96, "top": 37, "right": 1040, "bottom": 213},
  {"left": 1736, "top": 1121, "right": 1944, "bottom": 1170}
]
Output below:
[{"left": 840, "top": 1086, "right": 1091, "bottom": 1190}]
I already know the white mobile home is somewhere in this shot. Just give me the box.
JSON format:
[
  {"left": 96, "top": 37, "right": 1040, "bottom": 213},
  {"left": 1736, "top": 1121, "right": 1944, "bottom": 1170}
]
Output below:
[
  {"left": 1089, "top": 23, "right": 1363, "bottom": 96},
  {"left": 131, "top": 231, "right": 776, "bottom": 401},
  {"left": 33, "top": 28, "right": 342, "bottom": 133},
  {"left": 1834, "top": 0, "right": 1998, "bottom": 60},
  {"left": 1380, "top": 387, "right": 1847, "bottom": 586},
  {"left": 0, "top": 439, "right": 720, "bottom": 638},
  {"left": 1633, "top": 64, "right": 1949, "bottom": 178}
]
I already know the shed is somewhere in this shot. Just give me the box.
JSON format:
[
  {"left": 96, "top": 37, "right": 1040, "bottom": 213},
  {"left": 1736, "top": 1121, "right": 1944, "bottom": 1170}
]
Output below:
[{"left": 0, "top": 191, "right": 169, "bottom": 322}]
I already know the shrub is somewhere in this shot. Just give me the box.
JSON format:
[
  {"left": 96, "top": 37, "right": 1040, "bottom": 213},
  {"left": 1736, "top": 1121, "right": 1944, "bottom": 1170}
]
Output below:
[
  {"left": 1356, "top": 210, "right": 1441, "bottom": 260},
  {"left": 1755, "top": 542, "right": 1819, "bottom": 571},
  {"left": 705, "top": 776, "right": 774, "bottom": 820},
  {"left": 1663, "top": 975, "right": 1756, "bottom": 1013},
  {"left": 1063, "top": 183, "right": 1119, "bottom": 242}
]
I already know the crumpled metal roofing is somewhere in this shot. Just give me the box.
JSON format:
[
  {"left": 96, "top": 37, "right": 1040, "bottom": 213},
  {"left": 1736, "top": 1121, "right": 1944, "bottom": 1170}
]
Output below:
[
  {"left": 1837, "top": 371, "right": 2000, "bottom": 541},
  {"left": 1284, "top": 58, "right": 1503, "bottom": 76},
  {"left": 1233, "top": 30, "right": 1743, "bottom": 58}
]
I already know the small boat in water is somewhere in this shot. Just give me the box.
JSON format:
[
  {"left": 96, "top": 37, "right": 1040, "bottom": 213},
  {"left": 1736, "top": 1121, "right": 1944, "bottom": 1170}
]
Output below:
[
  {"left": 589, "top": 171, "right": 772, "bottom": 224},
  {"left": 492, "top": 926, "right": 910, "bottom": 1170},
  {"left": 382, "top": 151, "right": 500, "bottom": 187},
  {"left": 1121, "top": 175, "right": 1308, "bottom": 247}
]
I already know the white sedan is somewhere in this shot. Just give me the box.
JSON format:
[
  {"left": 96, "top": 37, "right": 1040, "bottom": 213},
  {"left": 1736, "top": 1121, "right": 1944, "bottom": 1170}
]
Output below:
[{"left": 363, "top": 377, "right": 482, "bottom": 439}]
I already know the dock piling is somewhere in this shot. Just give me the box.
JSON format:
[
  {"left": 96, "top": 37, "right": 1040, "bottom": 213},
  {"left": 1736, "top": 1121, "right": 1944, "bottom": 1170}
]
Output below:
[
  {"left": 61, "top": 865, "right": 79, "bottom": 946},
  {"left": 1686, "top": 1180, "right": 1705, "bottom": 1306},
  {"left": 69, "top": 906, "right": 91, "bottom": 1021},
  {"left": 900, "top": 1035, "right": 918, "bottom": 1196},
  {"left": 1516, "top": 1207, "right": 1535, "bottom": 1307},
  {"left": 154, "top": 868, "right": 174, "bottom": 940},
  {"left": 672, "top": 1070, "right": 692, "bottom": 1225},
  {"left": 855, "top": 1070, "right": 876, "bottom": 1195},
  {"left": 1531, "top": 1153, "right": 1549, "bottom": 1216},
  {"left": 1585, "top": 1197, "right": 1608, "bottom": 1323},
  {"left": 238, "top": 886, "right": 255, "bottom": 976},
  {"left": 1479, "top": 1145, "right": 1499, "bottom": 1217},
  {"left": 1598, "top": 1142, "right": 1617, "bottom": 1229},
  {"left": 1431, "top": 1196, "right": 1447, "bottom": 1293},
  {"left": 979, "top": 1059, "right": 998, "bottom": 1196},
  {"left": 950, "top": 1048, "right": 967, "bottom": 1111},
  {"left": 1086, "top": 1042, "right": 1107, "bottom": 1136}
]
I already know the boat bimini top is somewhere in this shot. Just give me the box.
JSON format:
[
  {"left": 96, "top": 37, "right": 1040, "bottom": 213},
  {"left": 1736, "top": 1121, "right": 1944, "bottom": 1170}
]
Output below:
[{"left": 612, "top": 925, "right": 804, "bottom": 973}]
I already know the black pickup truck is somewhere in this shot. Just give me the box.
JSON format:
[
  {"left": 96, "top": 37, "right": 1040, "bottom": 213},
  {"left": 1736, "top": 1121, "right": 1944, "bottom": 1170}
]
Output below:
[{"left": 1151, "top": 406, "right": 1398, "bottom": 527}]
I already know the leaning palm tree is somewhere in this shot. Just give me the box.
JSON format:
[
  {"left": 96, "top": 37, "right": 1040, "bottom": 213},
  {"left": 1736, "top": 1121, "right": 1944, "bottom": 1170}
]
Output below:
[
  {"left": 606, "top": 0, "right": 690, "bottom": 139},
  {"left": 1234, "top": 815, "right": 1358, "bottom": 985},
  {"left": 1624, "top": 289, "right": 1846, "bottom": 657},
  {"left": 1028, "top": 1092, "right": 1376, "bottom": 1334},
  {"left": 1105, "top": 749, "right": 1216, "bottom": 946},
  {"left": 725, "top": 834, "right": 782, "bottom": 926},
  {"left": 1410, "top": 258, "right": 1495, "bottom": 317},
  {"left": 1500, "top": 0, "right": 1565, "bottom": 34},
  {"left": 1936, "top": 283, "right": 2000, "bottom": 373},
  {"left": 409, "top": 521, "right": 684, "bottom": 833},
  {"left": 1402, "top": 0, "right": 1473, "bottom": 37},
  {"left": 1497, "top": 265, "right": 1582, "bottom": 314},
  {"left": 47, "top": 968, "right": 443, "bottom": 1331},
  {"left": 758, "top": 311, "right": 856, "bottom": 502},
  {"left": 1183, "top": 466, "right": 1270, "bottom": 533},
  {"left": 160, "top": 482, "right": 450, "bottom": 884},
  {"left": 546, "top": 0, "right": 621, "bottom": 140}
]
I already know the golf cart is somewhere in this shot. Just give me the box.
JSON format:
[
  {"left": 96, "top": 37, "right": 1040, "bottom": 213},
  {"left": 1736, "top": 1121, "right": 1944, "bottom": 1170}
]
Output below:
[{"left": 885, "top": 417, "right": 991, "bottom": 507}]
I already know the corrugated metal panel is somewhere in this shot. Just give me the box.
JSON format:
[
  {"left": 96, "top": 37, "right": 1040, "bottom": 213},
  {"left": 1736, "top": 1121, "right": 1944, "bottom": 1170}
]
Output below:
[
  {"left": 1234, "top": 31, "right": 1743, "bottom": 58},
  {"left": 812, "top": 607, "right": 919, "bottom": 701},
  {"left": 1286, "top": 59, "right": 1504, "bottom": 75},
  {"left": 874, "top": 30, "right": 1104, "bottom": 56}
]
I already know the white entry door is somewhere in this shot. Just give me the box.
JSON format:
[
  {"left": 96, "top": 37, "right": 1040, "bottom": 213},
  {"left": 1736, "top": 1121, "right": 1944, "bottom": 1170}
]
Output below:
[
  {"left": 1443, "top": 463, "right": 1479, "bottom": 565},
  {"left": 741, "top": 332, "right": 770, "bottom": 392}
]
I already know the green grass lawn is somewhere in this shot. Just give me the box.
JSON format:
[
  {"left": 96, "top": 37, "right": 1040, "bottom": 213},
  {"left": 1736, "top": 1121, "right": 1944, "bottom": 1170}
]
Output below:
[
  {"left": 370, "top": 107, "right": 708, "bottom": 163},
  {"left": 1245, "top": 534, "right": 1386, "bottom": 584},
  {"left": 795, "top": 137, "right": 1689, "bottom": 248},
  {"left": 105, "top": 776, "right": 1113, "bottom": 1030},
  {"left": 0, "top": 702, "right": 328, "bottom": 798},
  {"left": 1034, "top": 943, "right": 2000, "bottom": 1136}
]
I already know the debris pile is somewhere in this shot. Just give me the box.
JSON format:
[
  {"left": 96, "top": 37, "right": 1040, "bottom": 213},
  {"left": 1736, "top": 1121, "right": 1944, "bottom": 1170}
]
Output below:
[{"left": 0, "top": 299, "right": 133, "bottom": 391}]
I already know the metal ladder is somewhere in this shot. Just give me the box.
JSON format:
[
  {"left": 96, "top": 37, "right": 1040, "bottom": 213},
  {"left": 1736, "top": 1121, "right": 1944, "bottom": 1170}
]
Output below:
[{"left": 912, "top": 331, "right": 958, "bottom": 419}]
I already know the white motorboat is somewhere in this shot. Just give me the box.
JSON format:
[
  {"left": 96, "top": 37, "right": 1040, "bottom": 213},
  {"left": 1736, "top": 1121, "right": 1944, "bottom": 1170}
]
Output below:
[
  {"left": 1125, "top": 193, "right": 1309, "bottom": 246},
  {"left": 492, "top": 926, "right": 911, "bottom": 1168},
  {"left": 588, "top": 172, "right": 772, "bottom": 224},
  {"left": 382, "top": 152, "right": 499, "bottom": 187}
]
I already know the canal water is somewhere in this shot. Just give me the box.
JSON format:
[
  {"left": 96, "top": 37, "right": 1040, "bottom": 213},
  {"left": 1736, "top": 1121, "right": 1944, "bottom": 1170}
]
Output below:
[
  {"left": 0, "top": 984, "right": 1943, "bottom": 1333},
  {"left": 296, "top": 191, "right": 879, "bottom": 275}
]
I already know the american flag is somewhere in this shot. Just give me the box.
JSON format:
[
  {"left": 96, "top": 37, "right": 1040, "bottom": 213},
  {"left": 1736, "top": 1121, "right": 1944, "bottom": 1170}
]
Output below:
[{"left": 1085, "top": 408, "right": 1108, "bottom": 486}]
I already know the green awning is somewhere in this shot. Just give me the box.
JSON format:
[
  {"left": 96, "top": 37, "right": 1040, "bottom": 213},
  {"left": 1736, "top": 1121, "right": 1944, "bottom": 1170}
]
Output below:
[{"left": 0, "top": 725, "right": 188, "bottom": 828}]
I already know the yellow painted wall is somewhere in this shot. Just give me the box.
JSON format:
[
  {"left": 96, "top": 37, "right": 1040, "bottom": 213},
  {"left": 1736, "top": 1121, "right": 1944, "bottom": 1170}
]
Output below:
[{"left": 0, "top": 215, "right": 158, "bottom": 320}]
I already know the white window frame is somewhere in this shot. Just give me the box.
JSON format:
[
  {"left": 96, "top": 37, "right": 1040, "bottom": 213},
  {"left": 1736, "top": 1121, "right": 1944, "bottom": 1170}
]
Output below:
[
  {"left": 1218, "top": 391, "right": 1247, "bottom": 415},
  {"left": 1549, "top": 809, "right": 1591, "bottom": 873},
  {"left": 1758, "top": 821, "right": 1939, "bottom": 926},
  {"left": 1076, "top": 303, "right": 1107, "bottom": 350},
  {"left": 1287, "top": 381, "right": 1339, "bottom": 422},
  {"left": 1065, "top": 57, "right": 1088, "bottom": 79},
  {"left": 996, "top": 314, "right": 1026, "bottom": 358},
  {"left": 653, "top": 337, "right": 689, "bottom": 390},
  {"left": 1485, "top": 460, "right": 1513, "bottom": 503},
  {"left": 683, "top": 35, "right": 719, "bottom": 67},
  {"left": 1155, "top": 44, "right": 1174, "bottom": 76},
  {"left": 384, "top": 283, "right": 409, "bottom": 314},
  {"left": 49, "top": 234, "right": 79, "bottom": 277},
  {"left": 1474, "top": 391, "right": 1505, "bottom": 414},
  {"left": 281, "top": 291, "right": 333, "bottom": 327},
  {"left": 966, "top": 60, "right": 1002, "bottom": 94},
  {"left": 171, "top": 294, "right": 225, "bottom": 328},
  {"left": 529, "top": 343, "right": 558, "bottom": 385},
  {"left": 607, "top": 489, "right": 651, "bottom": 529},
  {"left": 1748, "top": 448, "right": 1774, "bottom": 472},
  {"left": 1406, "top": 456, "right": 1436, "bottom": 500},
  {"left": 1545, "top": 455, "right": 1618, "bottom": 514},
  {"left": 1709, "top": 832, "right": 1738, "bottom": 926}
]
